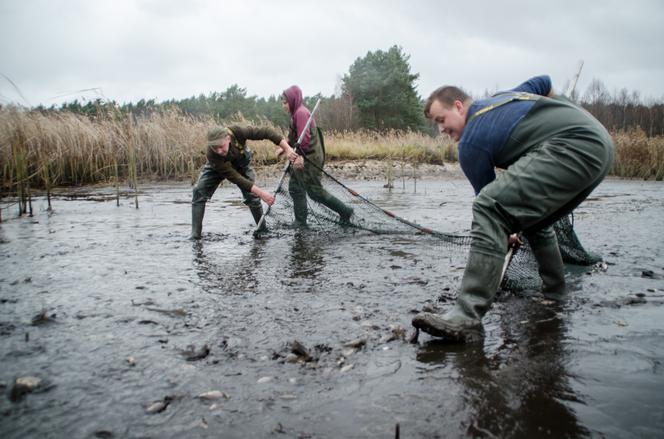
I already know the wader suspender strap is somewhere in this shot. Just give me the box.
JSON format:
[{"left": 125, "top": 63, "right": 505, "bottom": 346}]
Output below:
[
  {"left": 467, "top": 92, "right": 539, "bottom": 123},
  {"left": 226, "top": 128, "right": 246, "bottom": 154}
]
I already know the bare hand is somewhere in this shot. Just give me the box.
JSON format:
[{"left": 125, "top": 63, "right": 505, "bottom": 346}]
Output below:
[
  {"left": 274, "top": 146, "right": 284, "bottom": 157},
  {"left": 260, "top": 191, "right": 275, "bottom": 206},
  {"left": 508, "top": 233, "right": 523, "bottom": 249},
  {"left": 287, "top": 149, "right": 299, "bottom": 162},
  {"left": 293, "top": 156, "right": 305, "bottom": 170}
]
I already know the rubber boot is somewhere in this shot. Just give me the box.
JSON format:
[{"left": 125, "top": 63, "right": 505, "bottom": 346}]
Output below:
[
  {"left": 531, "top": 241, "right": 567, "bottom": 300},
  {"left": 316, "top": 192, "right": 353, "bottom": 225},
  {"left": 412, "top": 251, "right": 505, "bottom": 343},
  {"left": 292, "top": 196, "right": 308, "bottom": 227},
  {"left": 250, "top": 204, "right": 267, "bottom": 235},
  {"left": 191, "top": 203, "right": 205, "bottom": 240},
  {"left": 338, "top": 204, "right": 354, "bottom": 226},
  {"left": 339, "top": 206, "right": 353, "bottom": 226}
]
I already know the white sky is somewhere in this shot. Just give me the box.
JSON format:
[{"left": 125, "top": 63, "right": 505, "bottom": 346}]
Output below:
[{"left": 1, "top": 0, "right": 663, "bottom": 107}]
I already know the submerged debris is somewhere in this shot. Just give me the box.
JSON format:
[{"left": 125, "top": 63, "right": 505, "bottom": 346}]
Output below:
[
  {"left": 379, "top": 324, "right": 408, "bottom": 343},
  {"left": 196, "top": 390, "right": 229, "bottom": 401},
  {"left": 146, "top": 396, "right": 173, "bottom": 414},
  {"left": 274, "top": 340, "right": 320, "bottom": 364},
  {"left": 289, "top": 340, "right": 313, "bottom": 362},
  {"left": 31, "top": 309, "right": 56, "bottom": 326},
  {"left": 9, "top": 376, "right": 47, "bottom": 401},
  {"left": 182, "top": 344, "right": 210, "bottom": 361},
  {"left": 343, "top": 337, "right": 367, "bottom": 349},
  {"left": 146, "top": 307, "right": 187, "bottom": 317}
]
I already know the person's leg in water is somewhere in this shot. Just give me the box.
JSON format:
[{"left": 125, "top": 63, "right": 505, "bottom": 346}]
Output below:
[
  {"left": 301, "top": 153, "right": 353, "bottom": 224},
  {"left": 412, "top": 191, "right": 510, "bottom": 343},
  {"left": 288, "top": 168, "right": 308, "bottom": 227},
  {"left": 239, "top": 164, "right": 267, "bottom": 233},
  {"left": 191, "top": 164, "right": 222, "bottom": 240},
  {"left": 525, "top": 226, "right": 567, "bottom": 300}
]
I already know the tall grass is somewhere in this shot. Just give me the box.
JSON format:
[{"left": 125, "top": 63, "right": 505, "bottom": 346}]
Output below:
[
  {"left": 612, "top": 128, "right": 664, "bottom": 180},
  {"left": 1, "top": 107, "right": 662, "bottom": 197},
  {"left": 324, "top": 129, "right": 456, "bottom": 164}
]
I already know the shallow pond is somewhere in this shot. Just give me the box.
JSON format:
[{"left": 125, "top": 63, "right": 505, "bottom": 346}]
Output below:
[{"left": 1, "top": 178, "right": 663, "bottom": 438}]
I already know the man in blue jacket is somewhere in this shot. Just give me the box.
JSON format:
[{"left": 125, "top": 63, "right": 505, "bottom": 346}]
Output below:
[{"left": 413, "top": 75, "right": 614, "bottom": 342}]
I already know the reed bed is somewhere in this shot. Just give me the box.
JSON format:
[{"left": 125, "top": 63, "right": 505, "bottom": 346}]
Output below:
[
  {"left": 1, "top": 107, "right": 662, "bottom": 200},
  {"left": 611, "top": 128, "right": 664, "bottom": 180}
]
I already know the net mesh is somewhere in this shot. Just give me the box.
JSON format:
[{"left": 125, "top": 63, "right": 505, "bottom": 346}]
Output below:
[{"left": 260, "top": 157, "right": 601, "bottom": 291}]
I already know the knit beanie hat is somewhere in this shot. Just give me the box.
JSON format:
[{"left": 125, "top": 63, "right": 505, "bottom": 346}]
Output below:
[{"left": 207, "top": 127, "right": 231, "bottom": 145}]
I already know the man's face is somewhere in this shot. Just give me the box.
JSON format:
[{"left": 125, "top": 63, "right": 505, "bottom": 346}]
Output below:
[
  {"left": 428, "top": 99, "right": 466, "bottom": 141},
  {"left": 213, "top": 135, "right": 231, "bottom": 156}
]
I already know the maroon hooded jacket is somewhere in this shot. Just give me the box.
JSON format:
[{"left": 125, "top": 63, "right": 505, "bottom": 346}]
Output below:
[{"left": 283, "top": 85, "right": 316, "bottom": 153}]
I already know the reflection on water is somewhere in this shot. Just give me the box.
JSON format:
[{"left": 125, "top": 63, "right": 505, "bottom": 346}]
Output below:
[
  {"left": 0, "top": 180, "right": 662, "bottom": 438},
  {"left": 287, "top": 230, "right": 325, "bottom": 281},
  {"left": 417, "top": 300, "right": 589, "bottom": 437},
  {"left": 192, "top": 236, "right": 269, "bottom": 296}
]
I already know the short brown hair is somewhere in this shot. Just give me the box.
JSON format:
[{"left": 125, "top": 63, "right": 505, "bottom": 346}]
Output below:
[{"left": 424, "top": 86, "right": 470, "bottom": 118}]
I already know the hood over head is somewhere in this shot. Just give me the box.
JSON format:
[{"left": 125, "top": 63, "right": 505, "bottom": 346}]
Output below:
[{"left": 282, "top": 85, "right": 303, "bottom": 114}]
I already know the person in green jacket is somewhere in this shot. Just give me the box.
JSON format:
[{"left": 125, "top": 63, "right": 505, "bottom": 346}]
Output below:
[
  {"left": 191, "top": 125, "right": 295, "bottom": 239},
  {"left": 413, "top": 75, "right": 613, "bottom": 342}
]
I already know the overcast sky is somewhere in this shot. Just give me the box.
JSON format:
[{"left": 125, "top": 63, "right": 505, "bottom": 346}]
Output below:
[{"left": 1, "top": 0, "right": 663, "bottom": 107}]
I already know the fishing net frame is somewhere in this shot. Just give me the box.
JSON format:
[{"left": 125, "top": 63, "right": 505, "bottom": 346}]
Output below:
[{"left": 258, "top": 145, "right": 601, "bottom": 292}]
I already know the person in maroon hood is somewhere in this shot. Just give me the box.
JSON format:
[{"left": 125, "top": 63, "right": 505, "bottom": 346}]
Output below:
[{"left": 281, "top": 85, "right": 354, "bottom": 226}]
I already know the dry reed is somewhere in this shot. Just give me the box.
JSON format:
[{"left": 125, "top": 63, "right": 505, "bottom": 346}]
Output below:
[
  {"left": 1, "top": 107, "right": 662, "bottom": 198},
  {"left": 612, "top": 127, "right": 664, "bottom": 180}
]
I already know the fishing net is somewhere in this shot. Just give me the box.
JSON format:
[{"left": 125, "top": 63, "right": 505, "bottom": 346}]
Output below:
[{"left": 260, "top": 156, "right": 601, "bottom": 291}]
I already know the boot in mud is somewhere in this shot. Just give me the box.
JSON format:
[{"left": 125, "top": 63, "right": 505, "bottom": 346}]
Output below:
[
  {"left": 531, "top": 238, "right": 567, "bottom": 301},
  {"left": 412, "top": 250, "right": 505, "bottom": 343},
  {"left": 292, "top": 202, "right": 308, "bottom": 228},
  {"left": 321, "top": 195, "right": 353, "bottom": 226},
  {"left": 190, "top": 203, "right": 205, "bottom": 240},
  {"left": 250, "top": 205, "right": 268, "bottom": 236},
  {"left": 339, "top": 206, "right": 354, "bottom": 226},
  {"left": 412, "top": 307, "right": 484, "bottom": 343}
]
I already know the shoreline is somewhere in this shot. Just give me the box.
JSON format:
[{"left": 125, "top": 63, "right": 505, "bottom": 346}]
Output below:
[
  {"left": 254, "top": 159, "right": 465, "bottom": 182},
  {"left": 0, "top": 159, "right": 655, "bottom": 198}
]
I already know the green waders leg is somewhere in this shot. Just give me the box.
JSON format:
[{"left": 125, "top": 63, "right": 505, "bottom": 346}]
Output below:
[
  {"left": 237, "top": 162, "right": 268, "bottom": 234},
  {"left": 191, "top": 203, "right": 205, "bottom": 240},
  {"left": 191, "top": 164, "right": 221, "bottom": 240},
  {"left": 526, "top": 227, "right": 567, "bottom": 299},
  {"left": 300, "top": 158, "right": 354, "bottom": 224},
  {"left": 249, "top": 204, "right": 267, "bottom": 234},
  {"left": 412, "top": 250, "right": 505, "bottom": 342},
  {"left": 288, "top": 171, "right": 308, "bottom": 226},
  {"left": 413, "top": 170, "right": 512, "bottom": 343},
  {"left": 308, "top": 187, "right": 354, "bottom": 224}
]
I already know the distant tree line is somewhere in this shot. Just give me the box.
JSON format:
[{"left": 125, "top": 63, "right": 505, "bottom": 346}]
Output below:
[
  {"left": 580, "top": 78, "right": 664, "bottom": 136},
  {"left": 27, "top": 47, "right": 664, "bottom": 137}
]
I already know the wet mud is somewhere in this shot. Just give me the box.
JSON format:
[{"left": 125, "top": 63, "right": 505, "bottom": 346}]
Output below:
[{"left": 1, "top": 178, "right": 663, "bottom": 438}]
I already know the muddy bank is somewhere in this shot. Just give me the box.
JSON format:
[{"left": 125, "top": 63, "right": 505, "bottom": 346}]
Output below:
[
  {"left": 0, "top": 178, "right": 663, "bottom": 438},
  {"left": 255, "top": 159, "right": 465, "bottom": 182}
]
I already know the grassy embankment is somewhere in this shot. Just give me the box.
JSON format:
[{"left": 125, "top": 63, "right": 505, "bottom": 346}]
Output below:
[{"left": 1, "top": 107, "right": 663, "bottom": 202}]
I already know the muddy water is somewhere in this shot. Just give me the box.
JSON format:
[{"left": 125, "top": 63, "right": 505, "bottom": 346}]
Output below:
[{"left": 1, "top": 178, "right": 663, "bottom": 438}]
